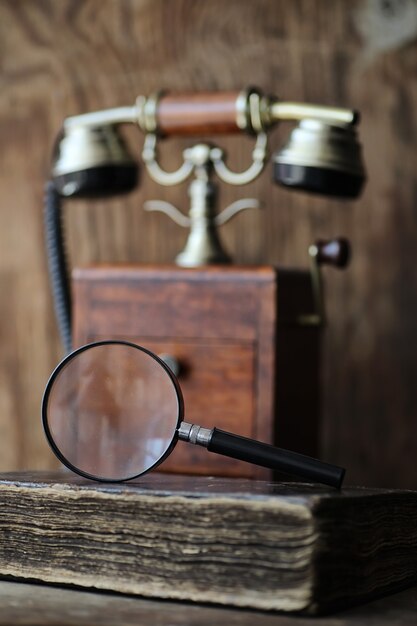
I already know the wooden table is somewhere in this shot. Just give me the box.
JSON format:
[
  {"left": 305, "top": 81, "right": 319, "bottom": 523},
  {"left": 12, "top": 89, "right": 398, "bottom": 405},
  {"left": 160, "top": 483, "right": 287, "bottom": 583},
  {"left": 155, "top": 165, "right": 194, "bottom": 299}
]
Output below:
[{"left": 0, "top": 580, "right": 416, "bottom": 625}]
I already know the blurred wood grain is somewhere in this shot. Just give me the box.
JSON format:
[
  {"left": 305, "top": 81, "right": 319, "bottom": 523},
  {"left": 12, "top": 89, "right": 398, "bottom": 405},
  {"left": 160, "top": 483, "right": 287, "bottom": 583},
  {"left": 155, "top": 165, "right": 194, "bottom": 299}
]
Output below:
[{"left": 0, "top": 0, "right": 416, "bottom": 486}]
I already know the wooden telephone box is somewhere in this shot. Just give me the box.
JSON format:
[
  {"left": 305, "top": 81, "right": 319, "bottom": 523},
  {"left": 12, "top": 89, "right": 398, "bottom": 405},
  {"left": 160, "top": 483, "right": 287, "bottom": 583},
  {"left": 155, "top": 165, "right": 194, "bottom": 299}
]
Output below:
[{"left": 72, "top": 264, "right": 320, "bottom": 479}]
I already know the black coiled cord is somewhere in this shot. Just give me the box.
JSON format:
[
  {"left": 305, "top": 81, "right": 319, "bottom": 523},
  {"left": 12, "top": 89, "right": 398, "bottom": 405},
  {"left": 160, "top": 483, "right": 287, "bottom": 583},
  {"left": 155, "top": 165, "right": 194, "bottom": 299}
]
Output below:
[{"left": 44, "top": 181, "right": 72, "bottom": 354}]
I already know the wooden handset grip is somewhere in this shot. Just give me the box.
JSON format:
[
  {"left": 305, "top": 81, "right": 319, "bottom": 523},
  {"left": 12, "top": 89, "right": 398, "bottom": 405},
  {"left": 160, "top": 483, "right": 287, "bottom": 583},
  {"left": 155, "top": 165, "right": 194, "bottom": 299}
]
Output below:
[
  {"left": 154, "top": 91, "right": 358, "bottom": 137},
  {"left": 157, "top": 91, "right": 242, "bottom": 136},
  {"left": 315, "top": 238, "right": 351, "bottom": 269}
]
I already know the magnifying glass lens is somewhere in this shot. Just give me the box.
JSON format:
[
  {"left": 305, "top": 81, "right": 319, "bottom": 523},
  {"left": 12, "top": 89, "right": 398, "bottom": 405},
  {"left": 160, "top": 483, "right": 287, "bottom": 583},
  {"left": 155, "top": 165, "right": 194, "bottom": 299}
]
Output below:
[{"left": 43, "top": 343, "right": 182, "bottom": 481}]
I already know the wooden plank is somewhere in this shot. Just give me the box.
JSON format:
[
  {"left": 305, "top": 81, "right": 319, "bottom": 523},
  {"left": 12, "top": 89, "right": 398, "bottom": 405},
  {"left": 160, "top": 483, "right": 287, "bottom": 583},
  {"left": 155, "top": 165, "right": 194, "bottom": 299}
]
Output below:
[{"left": 0, "top": 579, "right": 416, "bottom": 626}]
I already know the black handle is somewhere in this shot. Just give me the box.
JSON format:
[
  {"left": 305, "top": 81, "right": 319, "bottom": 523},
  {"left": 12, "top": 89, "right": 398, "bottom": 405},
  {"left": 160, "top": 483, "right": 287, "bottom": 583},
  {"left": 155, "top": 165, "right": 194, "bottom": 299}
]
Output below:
[{"left": 208, "top": 428, "right": 345, "bottom": 489}]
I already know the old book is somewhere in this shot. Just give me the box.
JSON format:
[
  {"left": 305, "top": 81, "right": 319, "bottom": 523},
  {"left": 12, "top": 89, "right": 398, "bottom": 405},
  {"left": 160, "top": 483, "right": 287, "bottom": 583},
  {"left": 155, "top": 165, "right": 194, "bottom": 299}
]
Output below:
[{"left": 0, "top": 472, "right": 416, "bottom": 614}]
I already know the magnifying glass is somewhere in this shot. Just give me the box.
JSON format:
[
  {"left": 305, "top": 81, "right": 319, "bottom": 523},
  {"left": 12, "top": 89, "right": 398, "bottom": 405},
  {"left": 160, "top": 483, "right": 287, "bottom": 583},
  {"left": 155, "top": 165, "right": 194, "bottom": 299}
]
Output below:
[{"left": 42, "top": 340, "right": 345, "bottom": 488}]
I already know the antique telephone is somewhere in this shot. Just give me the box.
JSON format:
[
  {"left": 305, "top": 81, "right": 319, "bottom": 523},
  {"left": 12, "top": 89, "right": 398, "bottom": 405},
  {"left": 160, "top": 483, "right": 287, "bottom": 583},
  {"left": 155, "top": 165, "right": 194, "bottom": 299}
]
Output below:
[{"left": 44, "top": 88, "right": 366, "bottom": 479}]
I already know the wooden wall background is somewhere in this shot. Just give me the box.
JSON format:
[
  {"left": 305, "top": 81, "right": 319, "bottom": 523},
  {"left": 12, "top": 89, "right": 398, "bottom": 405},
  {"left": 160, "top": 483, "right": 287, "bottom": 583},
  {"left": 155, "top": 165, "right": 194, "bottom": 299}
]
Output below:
[{"left": 0, "top": 0, "right": 416, "bottom": 487}]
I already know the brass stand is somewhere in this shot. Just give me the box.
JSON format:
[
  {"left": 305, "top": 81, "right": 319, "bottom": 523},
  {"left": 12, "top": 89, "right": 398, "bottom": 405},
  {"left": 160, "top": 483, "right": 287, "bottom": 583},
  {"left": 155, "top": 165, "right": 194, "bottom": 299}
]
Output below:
[{"left": 142, "top": 135, "right": 267, "bottom": 267}]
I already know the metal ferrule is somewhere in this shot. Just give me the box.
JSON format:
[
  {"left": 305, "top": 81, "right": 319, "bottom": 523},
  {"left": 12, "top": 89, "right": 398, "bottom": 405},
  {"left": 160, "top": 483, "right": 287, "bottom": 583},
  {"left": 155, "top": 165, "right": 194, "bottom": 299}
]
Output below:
[
  {"left": 136, "top": 92, "right": 163, "bottom": 134},
  {"left": 235, "top": 89, "right": 252, "bottom": 131},
  {"left": 177, "top": 422, "right": 213, "bottom": 448},
  {"left": 235, "top": 88, "right": 272, "bottom": 134}
]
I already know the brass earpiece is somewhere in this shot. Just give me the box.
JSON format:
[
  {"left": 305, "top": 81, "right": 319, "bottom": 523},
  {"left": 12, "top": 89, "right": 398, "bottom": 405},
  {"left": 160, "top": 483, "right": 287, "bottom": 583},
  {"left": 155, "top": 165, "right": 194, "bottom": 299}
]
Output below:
[
  {"left": 52, "top": 124, "right": 138, "bottom": 198},
  {"left": 273, "top": 119, "right": 366, "bottom": 199}
]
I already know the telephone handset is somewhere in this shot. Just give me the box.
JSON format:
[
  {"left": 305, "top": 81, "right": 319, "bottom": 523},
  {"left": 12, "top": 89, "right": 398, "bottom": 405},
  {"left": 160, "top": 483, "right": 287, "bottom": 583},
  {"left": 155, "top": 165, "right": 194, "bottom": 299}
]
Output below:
[{"left": 45, "top": 88, "right": 366, "bottom": 352}]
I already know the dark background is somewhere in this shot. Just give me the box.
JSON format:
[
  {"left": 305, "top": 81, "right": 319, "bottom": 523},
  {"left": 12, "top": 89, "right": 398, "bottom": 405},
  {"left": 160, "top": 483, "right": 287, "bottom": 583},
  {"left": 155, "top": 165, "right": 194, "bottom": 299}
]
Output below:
[{"left": 0, "top": 0, "right": 416, "bottom": 487}]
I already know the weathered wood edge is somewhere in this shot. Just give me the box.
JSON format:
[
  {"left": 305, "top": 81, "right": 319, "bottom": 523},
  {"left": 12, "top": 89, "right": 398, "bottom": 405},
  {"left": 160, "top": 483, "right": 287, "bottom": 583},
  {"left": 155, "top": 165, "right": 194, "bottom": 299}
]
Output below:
[
  {"left": 307, "top": 491, "right": 417, "bottom": 614},
  {"left": 1, "top": 471, "right": 414, "bottom": 501},
  {"left": 0, "top": 474, "right": 315, "bottom": 612}
]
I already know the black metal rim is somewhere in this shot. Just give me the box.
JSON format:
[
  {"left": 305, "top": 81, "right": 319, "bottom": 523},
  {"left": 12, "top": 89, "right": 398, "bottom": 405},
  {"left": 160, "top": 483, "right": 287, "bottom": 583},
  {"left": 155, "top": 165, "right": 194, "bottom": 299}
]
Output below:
[{"left": 41, "top": 339, "right": 184, "bottom": 483}]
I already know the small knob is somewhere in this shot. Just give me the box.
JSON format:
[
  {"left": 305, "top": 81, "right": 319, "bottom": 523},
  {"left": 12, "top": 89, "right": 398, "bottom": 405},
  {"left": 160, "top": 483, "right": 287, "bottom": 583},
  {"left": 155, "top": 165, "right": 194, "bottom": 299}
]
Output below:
[
  {"left": 158, "top": 354, "right": 181, "bottom": 377},
  {"left": 312, "top": 238, "right": 351, "bottom": 269}
]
